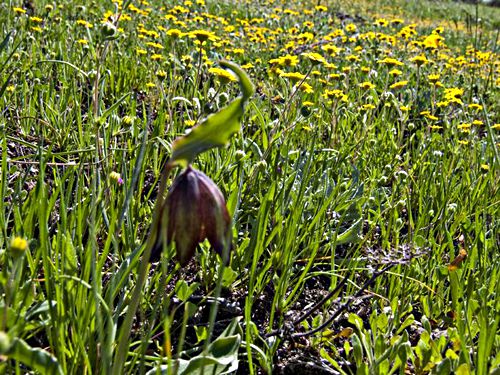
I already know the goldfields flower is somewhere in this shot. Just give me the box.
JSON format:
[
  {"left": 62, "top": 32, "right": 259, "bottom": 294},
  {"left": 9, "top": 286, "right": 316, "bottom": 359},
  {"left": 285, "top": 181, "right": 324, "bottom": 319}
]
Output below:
[
  {"left": 468, "top": 103, "right": 483, "bottom": 111},
  {"left": 274, "top": 54, "right": 299, "bottom": 67},
  {"left": 301, "top": 52, "right": 327, "bottom": 65},
  {"left": 421, "top": 111, "right": 438, "bottom": 121},
  {"left": 346, "top": 54, "right": 360, "bottom": 62},
  {"left": 410, "top": 54, "right": 429, "bottom": 66},
  {"left": 378, "top": 57, "right": 403, "bottom": 67},
  {"left": 457, "top": 123, "right": 472, "bottom": 130},
  {"left": 359, "top": 81, "right": 375, "bottom": 90},
  {"left": 390, "top": 81, "right": 408, "bottom": 90},
  {"left": 166, "top": 28, "right": 183, "bottom": 38},
  {"left": 423, "top": 34, "right": 444, "bottom": 49},
  {"left": 156, "top": 70, "right": 167, "bottom": 80},
  {"left": 374, "top": 18, "right": 389, "bottom": 27},
  {"left": 13, "top": 7, "right": 26, "bottom": 14},
  {"left": 389, "top": 69, "right": 402, "bottom": 77},
  {"left": 76, "top": 19, "right": 93, "bottom": 28},
  {"left": 146, "top": 42, "right": 164, "bottom": 50},
  {"left": 209, "top": 67, "right": 238, "bottom": 84},
  {"left": 296, "top": 82, "right": 313, "bottom": 93},
  {"left": 189, "top": 29, "right": 217, "bottom": 43},
  {"left": 241, "top": 62, "right": 254, "bottom": 69},
  {"left": 323, "top": 89, "right": 345, "bottom": 99},
  {"left": 279, "top": 71, "right": 306, "bottom": 82},
  {"left": 444, "top": 87, "right": 464, "bottom": 101},
  {"left": 428, "top": 74, "right": 440, "bottom": 84},
  {"left": 345, "top": 23, "right": 357, "bottom": 33},
  {"left": 150, "top": 167, "right": 232, "bottom": 265},
  {"left": 322, "top": 44, "right": 341, "bottom": 56}
]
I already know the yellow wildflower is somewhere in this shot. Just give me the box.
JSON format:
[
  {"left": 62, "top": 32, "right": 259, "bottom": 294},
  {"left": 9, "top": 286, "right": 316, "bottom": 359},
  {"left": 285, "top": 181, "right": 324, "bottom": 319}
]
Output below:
[
  {"left": 10, "top": 237, "right": 28, "bottom": 253},
  {"left": 389, "top": 69, "right": 402, "bottom": 77},
  {"left": 428, "top": 74, "right": 440, "bottom": 84},
  {"left": 280, "top": 71, "right": 306, "bottom": 82},
  {"left": 390, "top": 81, "right": 408, "bottom": 90},
  {"left": 208, "top": 67, "right": 238, "bottom": 83},
  {"left": 378, "top": 57, "right": 404, "bottom": 67},
  {"left": 189, "top": 29, "right": 217, "bottom": 42},
  {"left": 76, "top": 19, "right": 93, "bottom": 28},
  {"left": 468, "top": 103, "right": 483, "bottom": 111},
  {"left": 410, "top": 54, "right": 429, "bottom": 66},
  {"left": 359, "top": 81, "right": 375, "bottom": 90},
  {"left": 13, "top": 7, "right": 26, "bottom": 14},
  {"left": 166, "top": 29, "right": 184, "bottom": 38},
  {"left": 302, "top": 52, "right": 327, "bottom": 65},
  {"left": 296, "top": 82, "right": 313, "bottom": 93}
]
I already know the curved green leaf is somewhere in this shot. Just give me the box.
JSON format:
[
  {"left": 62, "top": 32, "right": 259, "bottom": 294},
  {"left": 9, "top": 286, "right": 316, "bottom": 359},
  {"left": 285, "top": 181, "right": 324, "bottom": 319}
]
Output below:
[
  {"left": 0, "top": 333, "right": 63, "bottom": 375},
  {"left": 169, "top": 61, "right": 254, "bottom": 167}
]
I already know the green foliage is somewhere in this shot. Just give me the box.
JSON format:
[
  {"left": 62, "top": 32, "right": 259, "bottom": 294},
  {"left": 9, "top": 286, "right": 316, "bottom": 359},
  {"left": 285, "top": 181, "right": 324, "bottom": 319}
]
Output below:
[{"left": 147, "top": 318, "right": 242, "bottom": 375}]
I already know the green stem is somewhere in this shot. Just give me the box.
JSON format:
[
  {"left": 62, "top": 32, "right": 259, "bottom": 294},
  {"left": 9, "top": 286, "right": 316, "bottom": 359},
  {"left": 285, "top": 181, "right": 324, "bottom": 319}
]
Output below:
[
  {"left": 111, "top": 163, "right": 172, "bottom": 375},
  {"left": 192, "top": 43, "right": 204, "bottom": 101}
]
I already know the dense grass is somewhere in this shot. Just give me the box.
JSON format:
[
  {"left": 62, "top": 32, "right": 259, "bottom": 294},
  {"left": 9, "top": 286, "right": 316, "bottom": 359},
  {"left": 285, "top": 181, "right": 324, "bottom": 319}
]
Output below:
[{"left": 1, "top": 0, "right": 499, "bottom": 374}]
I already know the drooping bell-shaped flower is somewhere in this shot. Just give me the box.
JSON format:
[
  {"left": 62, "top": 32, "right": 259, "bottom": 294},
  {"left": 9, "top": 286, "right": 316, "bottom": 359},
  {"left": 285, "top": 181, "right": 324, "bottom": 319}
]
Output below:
[{"left": 150, "top": 166, "right": 232, "bottom": 266}]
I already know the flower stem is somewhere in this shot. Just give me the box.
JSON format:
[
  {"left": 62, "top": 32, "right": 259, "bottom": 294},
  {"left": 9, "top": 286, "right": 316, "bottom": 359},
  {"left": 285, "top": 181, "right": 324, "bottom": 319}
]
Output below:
[{"left": 111, "top": 163, "right": 173, "bottom": 375}]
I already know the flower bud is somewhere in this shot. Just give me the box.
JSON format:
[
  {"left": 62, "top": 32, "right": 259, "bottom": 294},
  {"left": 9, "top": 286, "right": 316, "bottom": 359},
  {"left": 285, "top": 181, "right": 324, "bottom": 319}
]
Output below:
[
  {"left": 101, "top": 22, "right": 117, "bottom": 39},
  {"left": 235, "top": 150, "right": 246, "bottom": 161},
  {"left": 151, "top": 167, "right": 232, "bottom": 266},
  {"left": 10, "top": 237, "right": 28, "bottom": 258},
  {"left": 0, "top": 331, "right": 11, "bottom": 354}
]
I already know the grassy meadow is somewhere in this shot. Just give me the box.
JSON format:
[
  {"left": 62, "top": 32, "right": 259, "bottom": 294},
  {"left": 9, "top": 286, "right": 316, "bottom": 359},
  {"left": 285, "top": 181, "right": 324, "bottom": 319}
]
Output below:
[{"left": 1, "top": 0, "right": 499, "bottom": 373}]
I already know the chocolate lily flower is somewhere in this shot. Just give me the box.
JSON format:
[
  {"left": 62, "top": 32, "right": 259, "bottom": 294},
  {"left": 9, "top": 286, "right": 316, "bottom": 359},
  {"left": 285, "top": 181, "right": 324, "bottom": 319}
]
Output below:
[{"left": 150, "top": 166, "right": 232, "bottom": 266}]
